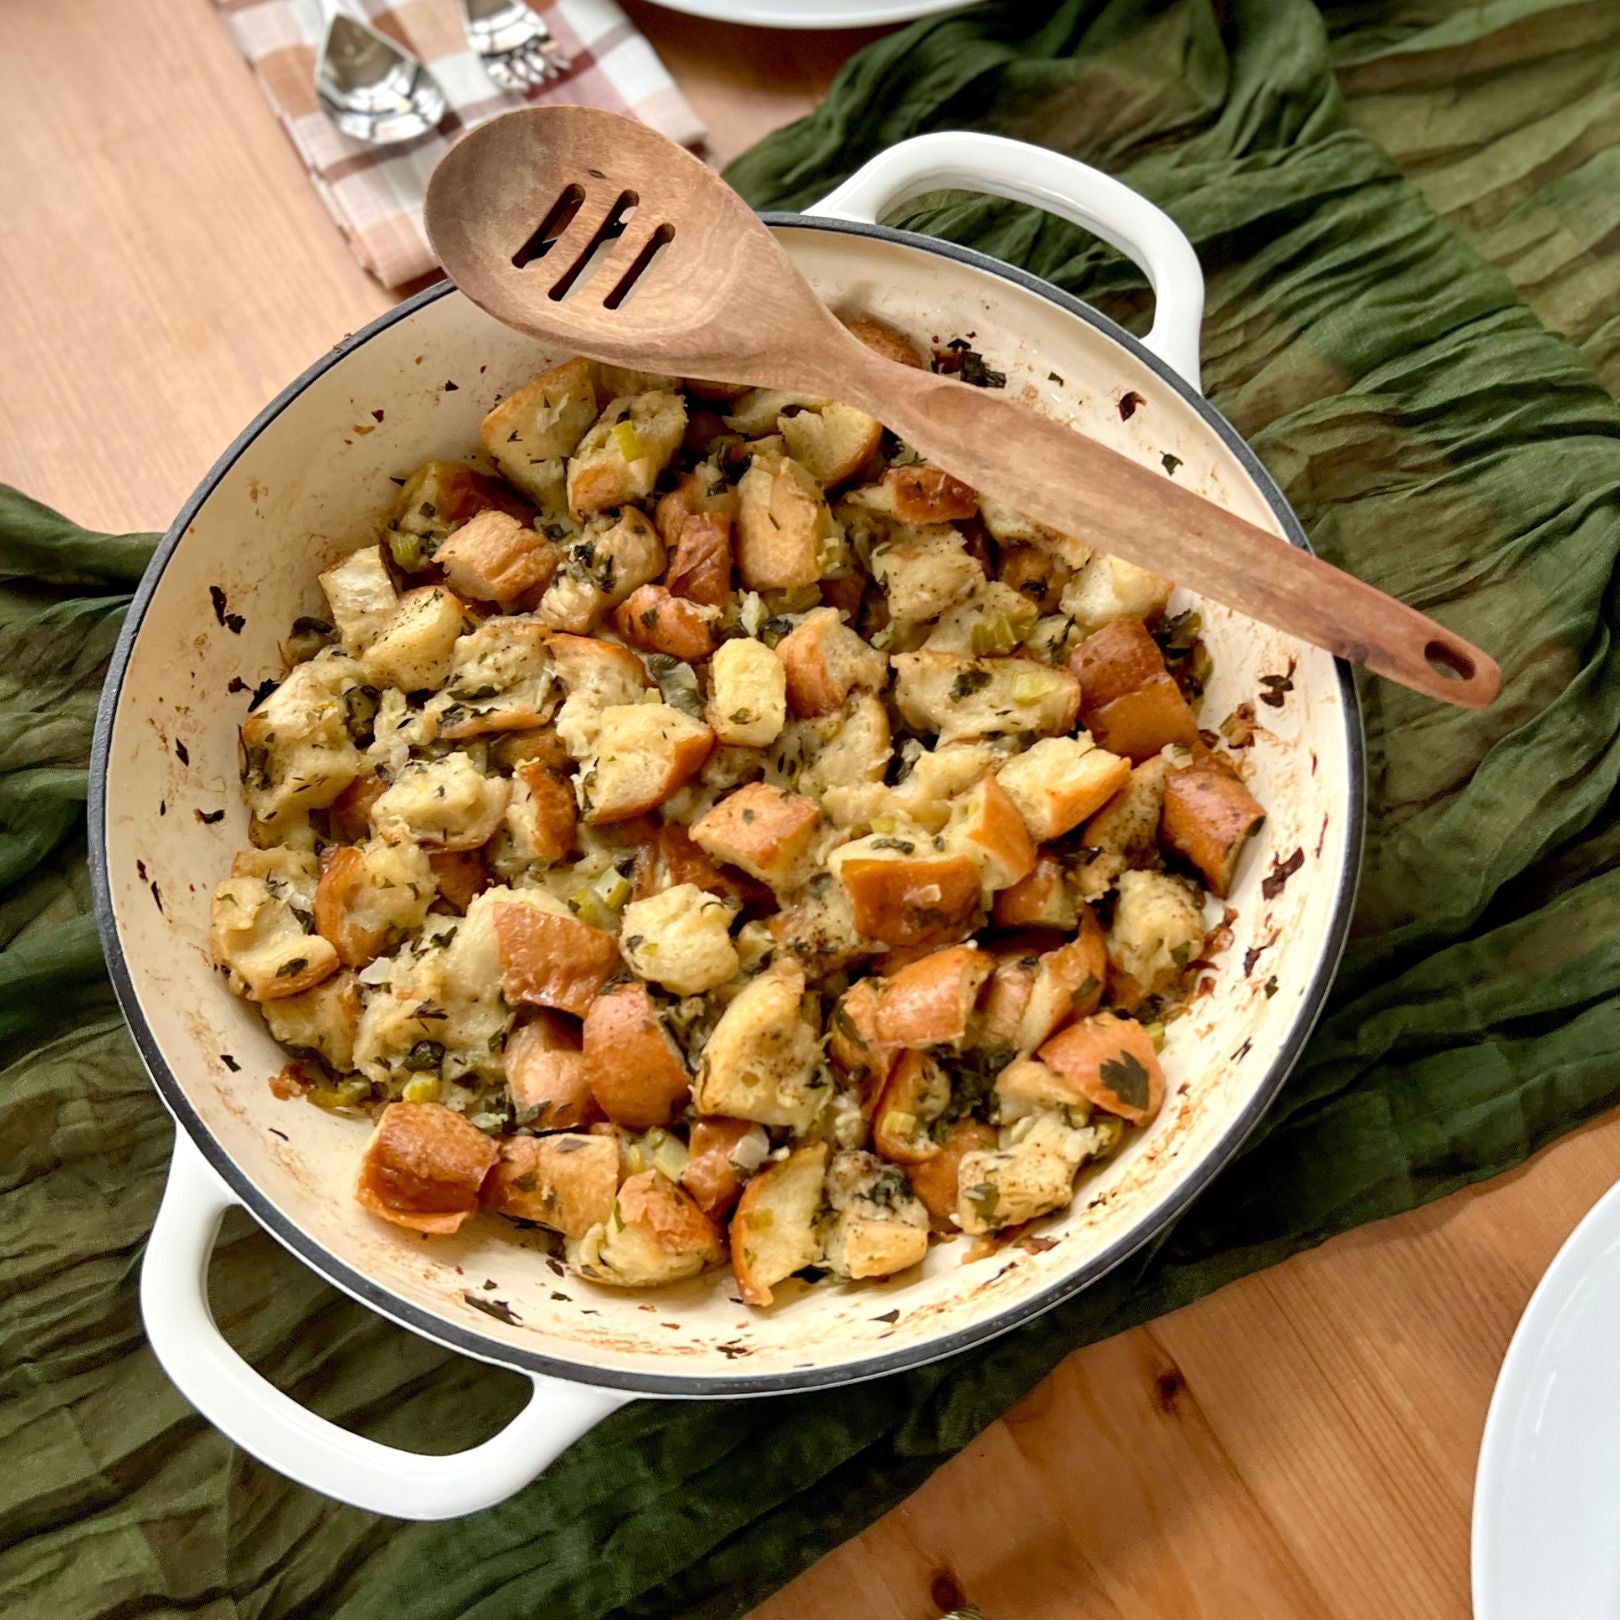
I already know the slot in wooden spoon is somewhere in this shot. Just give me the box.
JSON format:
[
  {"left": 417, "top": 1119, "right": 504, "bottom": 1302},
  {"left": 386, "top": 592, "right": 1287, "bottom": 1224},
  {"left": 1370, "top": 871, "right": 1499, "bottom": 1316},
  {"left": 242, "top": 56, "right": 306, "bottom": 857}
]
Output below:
[{"left": 425, "top": 107, "right": 1499, "bottom": 709}]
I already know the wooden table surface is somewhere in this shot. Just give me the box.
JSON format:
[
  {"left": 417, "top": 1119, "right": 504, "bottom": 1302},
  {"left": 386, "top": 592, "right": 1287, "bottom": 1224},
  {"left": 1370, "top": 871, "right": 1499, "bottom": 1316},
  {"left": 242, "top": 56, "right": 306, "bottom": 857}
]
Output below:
[{"left": 0, "top": 5, "right": 1611, "bottom": 1616}]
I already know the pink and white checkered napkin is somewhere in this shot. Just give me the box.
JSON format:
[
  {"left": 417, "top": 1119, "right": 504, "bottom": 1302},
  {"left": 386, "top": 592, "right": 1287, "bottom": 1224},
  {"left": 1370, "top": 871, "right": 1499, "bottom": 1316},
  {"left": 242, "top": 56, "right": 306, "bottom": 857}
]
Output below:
[{"left": 214, "top": 0, "right": 707, "bottom": 288}]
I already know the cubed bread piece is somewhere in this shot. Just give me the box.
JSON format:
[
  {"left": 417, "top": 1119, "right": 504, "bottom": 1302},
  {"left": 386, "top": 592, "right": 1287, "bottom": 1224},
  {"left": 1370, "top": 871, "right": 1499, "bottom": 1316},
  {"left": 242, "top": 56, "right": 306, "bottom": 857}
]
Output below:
[
  {"left": 778, "top": 401, "right": 882, "bottom": 488},
  {"left": 680, "top": 1117, "right": 766, "bottom": 1219},
  {"left": 922, "top": 581, "right": 1038, "bottom": 656},
  {"left": 361, "top": 585, "right": 467, "bottom": 692},
  {"left": 210, "top": 867, "right": 338, "bottom": 1002},
  {"left": 619, "top": 883, "right": 739, "bottom": 996},
  {"left": 371, "top": 752, "right": 510, "bottom": 850},
  {"left": 612, "top": 585, "right": 720, "bottom": 660},
  {"left": 1075, "top": 758, "right": 1169, "bottom": 901},
  {"left": 549, "top": 633, "right": 652, "bottom": 759},
  {"left": 978, "top": 493, "right": 1093, "bottom": 571},
  {"left": 723, "top": 388, "right": 825, "bottom": 436},
  {"left": 730, "top": 1142, "right": 828, "bottom": 1306},
  {"left": 482, "top": 1133, "right": 618, "bottom": 1239},
  {"left": 983, "top": 918, "right": 1107, "bottom": 1057},
  {"left": 768, "top": 870, "right": 874, "bottom": 976},
  {"left": 1039, "top": 1011, "right": 1166, "bottom": 1125},
  {"left": 955, "top": 1111, "right": 1104, "bottom": 1234},
  {"left": 845, "top": 316, "right": 925, "bottom": 369},
  {"left": 994, "top": 1056, "right": 1087, "bottom": 1120},
  {"left": 828, "top": 975, "right": 898, "bottom": 1096},
  {"left": 872, "top": 944, "right": 992, "bottom": 1048},
  {"left": 1070, "top": 617, "right": 1198, "bottom": 762},
  {"left": 239, "top": 650, "right": 366, "bottom": 835},
  {"left": 581, "top": 981, "right": 691, "bottom": 1129},
  {"left": 829, "top": 835, "right": 982, "bottom": 948},
  {"left": 262, "top": 971, "right": 360, "bottom": 1071},
  {"left": 871, "top": 526, "right": 983, "bottom": 624},
  {"left": 735, "top": 454, "right": 838, "bottom": 590},
  {"left": 355, "top": 1102, "right": 498, "bottom": 1235},
  {"left": 666, "top": 511, "right": 734, "bottom": 608},
  {"left": 871, "top": 1049, "right": 951, "bottom": 1164},
  {"left": 567, "top": 390, "right": 687, "bottom": 516},
  {"left": 631, "top": 821, "right": 767, "bottom": 911},
  {"left": 436, "top": 509, "right": 560, "bottom": 606},
  {"left": 998, "top": 543, "right": 1073, "bottom": 614},
  {"left": 1160, "top": 763, "right": 1266, "bottom": 897},
  {"left": 883, "top": 465, "right": 978, "bottom": 523},
  {"left": 707, "top": 636, "right": 787, "bottom": 747},
  {"left": 328, "top": 772, "right": 387, "bottom": 843},
  {"left": 429, "top": 847, "right": 492, "bottom": 913},
  {"left": 996, "top": 736, "right": 1131, "bottom": 841},
  {"left": 855, "top": 742, "right": 996, "bottom": 836},
  {"left": 481, "top": 358, "right": 601, "bottom": 509},
  {"left": 538, "top": 507, "right": 666, "bottom": 634},
  {"left": 693, "top": 966, "right": 826, "bottom": 1130},
  {"left": 769, "top": 692, "right": 892, "bottom": 800},
  {"left": 320, "top": 545, "right": 399, "bottom": 653},
  {"left": 1069, "top": 616, "right": 1167, "bottom": 707},
  {"left": 891, "top": 652, "right": 1080, "bottom": 745},
  {"left": 430, "top": 616, "right": 554, "bottom": 738},
  {"left": 655, "top": 469, "right": 739, "bottom": 545},
  {"left": 504, "top": 759, "right": 577, "bottom": 867},
  {"left": 504, "top": 1008, "right": 597, "bottom": 1128},
  {"left": 568, "top": 1169, "right": 724, "bottom": 1288},
  {"left": 581, "top": 703, "right": 714, "bottom": 824},
  {"left": 822, "top": 1148, "right": 930, "bottom": 1280},
  {"left": 907, "top": 1118, "right": 998, "bottom": 1227},
  {"left": 992, "top": 853, "right": 1079, "bottom": 930},
  {"left": 1060, "top": 553, "right": 1173, "bottom": 632},
  {"left": 776, "top": 607, "right": 887, "bottom": 717},
  {"left": 944, "top": 776, "right": 1036, "bottom": 891},
  {"left": 1109, "top": 869, "right": 1205, "bottom": 1000},
  {"left": 493, "top": 902, "right": 619, "bottom": 1016},
  {"left": 388, "top": 459, "right": 535, "bottom": 570},
  {"left": 312, "top": 838, "right": 437, "bottom": 968},
  {"left": 690, "top": 783, "right": 821, "bottom": 892}
]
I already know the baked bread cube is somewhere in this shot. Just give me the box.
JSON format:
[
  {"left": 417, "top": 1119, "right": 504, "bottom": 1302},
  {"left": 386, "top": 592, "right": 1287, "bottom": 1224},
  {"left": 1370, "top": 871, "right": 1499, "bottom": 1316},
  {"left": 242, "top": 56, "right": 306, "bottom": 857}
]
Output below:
[
  {"left": 493, "top": 902, "right": 619, "bottom": 1017},
  {"left": 612, "top": 584, "right": 719, "bottom": 660},
  {"left": 778, "top": 401, "right": 882, "bottom": 488},
  {"left": 388, "top": 459, "right": 535, "bottom": 569},
  {"left": 906, "top": 1118, "right": 997, "bottom": 1227},
  {"left": 891, "top": 652, "right": 1080, "bottom": 745},
  {"left": 995, "top": 736, "right": 1131, "bottom": 842},
  {"left": 871, "top": 527, "right": 983, "bottom": 623},
  {"left": 991, "top": 853, "right": 1079, "bottom": 930},
  {"left": 483, "top": 1133, "right": 618, "bottom": 1239},
  {"left": 568, "top": 1169, "right": 723, "bottom": 1288},
  {"left": 1039, "top": 1011, "right": 1166, "bottom": 1125},
  {"left": 319, "top": 545, "right": 399, "bottom": 653},
  {"left": 1075, "top": 757, "right": 1169, "bottom": 901},
  {"left": 361, "top": 585, "right": 467, "bottom": 693},
  {"left": 312, "top": 837, "right": 437, "bottom": 969},
  {"left": 770, "top": 692, "right": 892, "bottom": 800},
  {"left": 978, "top": 493, "right": 1092, "bottom": 571},
  {"left": 955, "top": 1110, "right": 1104, "bottom": 1235},
  {"left": 981, "top": 919, "right": 1107, "bottom": 1056},
  {"left": 922, "top": 581, "right": 1038, "bottom": 657},
  {"left": 210, "top": 863, "right": 338, "bottom": 1001},
  {"left": 430, "top": 616, "right": 554, "bottom": 738},
  {"left": 730, "top": 1142, "right": 828, "bottom": 1306},
  {"left": 1060, "top": 552, "right": 1173, "bottom": 632},
  {"left": 429, "top": 847, "right": 492, "bottom": 913},
  {"left": 261, "top": 971, "right": 360, "bottom": 1072},
  {"left": 665, "top": 510, "right": 734, "bottom": 608},
  {"left": 435, "top": 509, "right": 560, "bottom": 606},
  {"left": 822, "top": 1148, "right": 930, "bottom": 1280},
  {"left": 1070, "top": 617, "right": 1199, "bottom": 762},
  {"left": 883, "top": 464, "right": 978, "bottom": 523},
  {"left": 679, "top": 1117, "right": 767, "bottom": 1220},
  {"left": 871, "top": 1049, "right": 951, "bottom": 1164},
  {"left": 997, "top": 543, "right": 1073, "bottom": 614},
  {"left": 1108, "top": 869, "right": 1205, "bottom": 1000},
  {"left": 355, "top": 1102, "right": 498, "bottom": 1235},
  {"left": 944, "top": 775, "right": 1037, "bottom": 891},
  {"left": 872, "top": 944, "right": 992, "bottom": 1048},
  {"left": 736, "top": 454, "right": 838, "bottom": 590},
  {"left": 828, "top": 835, "right": 982, "bottom": 948},
  {"left": 581, "top": 703, "right": 713, "bottom": 824},
  {"left": 503, "top": 758, "right": 578, "bottom": 867},
  {"left": 690, "top": 783, "right": 821, "bottom": 892},
  {"left": 693, "top": 966, "right": 826, "bottom": 1130},
  {"left": 548, "top": 633, "right": 652, "bottom": 759},
  {"left": 567, "top": 390, "right": 687, "bottom": 517},
  {"left": 768, "top": 869, "right": 874, "bottom": 977},
  {"left": 619, "top": 882, "right": 739, "bottom": 996},
  {"left": 776, "top": 607, "right": 886, "bottom": 717},
  {"left": 504, "top": 1008, "right": 597, "bottom": 1128},
  {"left": 1160, "top": 763, "right": 1266, "bottom": 897},
  {"left": 370, "top": 752, "right": 510, "bottom": 851},
  {"left": 582, "top": 981, "right": 691, "bottom": 1129},
  {"left": 631, "top": 821, "right": 767, "bottom": 911},
  {"left": 538, "top": 507, "right": 666, "bottom": 634},
  {"left": 238, "top": 651, "right": 366, "bottom": 835},
  {"left": 481, "top": 357, "right": 601, "bottom": 509},
  {"left": 707, "top": 636, "right": 787, "bottom": 747},
  {"left": 827, "top": 975, "right": 897, "bottom": 1097}
]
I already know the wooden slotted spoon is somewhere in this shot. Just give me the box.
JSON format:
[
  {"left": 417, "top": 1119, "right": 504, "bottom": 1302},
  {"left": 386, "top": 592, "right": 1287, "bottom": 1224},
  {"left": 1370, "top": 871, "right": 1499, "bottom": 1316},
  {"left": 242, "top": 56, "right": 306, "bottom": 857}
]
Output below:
[{"left": 425, "top": 107, "right": 1499, "bottom": 709}]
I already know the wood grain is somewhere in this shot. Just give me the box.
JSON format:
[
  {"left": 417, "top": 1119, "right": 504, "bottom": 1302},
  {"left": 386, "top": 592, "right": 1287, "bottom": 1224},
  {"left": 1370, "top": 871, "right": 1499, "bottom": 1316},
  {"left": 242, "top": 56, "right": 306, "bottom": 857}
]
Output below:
[{"left": 0, "top": 5, "right": 1613, "bottom": 1619}]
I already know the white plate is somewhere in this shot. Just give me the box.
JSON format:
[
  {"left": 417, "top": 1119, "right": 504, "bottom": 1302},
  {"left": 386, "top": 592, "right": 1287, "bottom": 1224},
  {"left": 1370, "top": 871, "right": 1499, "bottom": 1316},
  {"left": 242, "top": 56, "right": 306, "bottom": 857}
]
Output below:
[
  {"left": 643, "top": 0, "right": 965, "bottom": 27},
  {"left": 1473, "top": 1178, "right": 1620, "bottom": 1617}
]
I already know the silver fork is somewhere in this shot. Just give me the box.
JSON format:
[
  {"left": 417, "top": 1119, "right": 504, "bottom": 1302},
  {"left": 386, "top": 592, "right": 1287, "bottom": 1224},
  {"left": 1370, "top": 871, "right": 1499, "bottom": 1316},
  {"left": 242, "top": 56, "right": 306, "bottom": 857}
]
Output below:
[{"left": 459, "top": 0, "right": 573, "bottom": 92}]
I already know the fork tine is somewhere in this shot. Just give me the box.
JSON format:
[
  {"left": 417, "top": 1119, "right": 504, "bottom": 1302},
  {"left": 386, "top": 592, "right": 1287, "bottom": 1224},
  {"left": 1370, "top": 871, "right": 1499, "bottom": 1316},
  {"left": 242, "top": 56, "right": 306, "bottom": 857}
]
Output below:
[
  {"left": 521, "top": 49, "right": 560, "bottom": 86},
  {"left": 484, "top": 57, "right": 520, "bottom": 94}
]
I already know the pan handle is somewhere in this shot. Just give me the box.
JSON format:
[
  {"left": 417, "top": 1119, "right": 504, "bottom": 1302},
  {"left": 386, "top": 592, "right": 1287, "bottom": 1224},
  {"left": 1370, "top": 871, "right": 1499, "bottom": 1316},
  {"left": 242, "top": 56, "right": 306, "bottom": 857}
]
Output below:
[
  {"left": 807, "top": 131, "right": 1206, "bottom": 392},
  {"left": 141, "top": 1131, "right": 627, "bottom": 1519}
]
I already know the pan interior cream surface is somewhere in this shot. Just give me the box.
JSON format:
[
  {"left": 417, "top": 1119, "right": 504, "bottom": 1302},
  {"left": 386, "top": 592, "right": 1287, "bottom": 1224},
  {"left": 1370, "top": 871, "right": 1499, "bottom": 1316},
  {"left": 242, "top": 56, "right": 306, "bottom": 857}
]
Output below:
[{"left": 99, "top": 224, "right": 1357, "bottom": 1391}]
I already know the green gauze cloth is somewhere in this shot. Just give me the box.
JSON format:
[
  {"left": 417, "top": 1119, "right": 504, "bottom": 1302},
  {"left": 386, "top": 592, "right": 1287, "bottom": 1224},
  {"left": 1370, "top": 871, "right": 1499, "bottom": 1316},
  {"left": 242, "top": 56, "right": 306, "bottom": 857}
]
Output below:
[{"left": 6, "top": 1, "right": 1620, "bottom": 1615}]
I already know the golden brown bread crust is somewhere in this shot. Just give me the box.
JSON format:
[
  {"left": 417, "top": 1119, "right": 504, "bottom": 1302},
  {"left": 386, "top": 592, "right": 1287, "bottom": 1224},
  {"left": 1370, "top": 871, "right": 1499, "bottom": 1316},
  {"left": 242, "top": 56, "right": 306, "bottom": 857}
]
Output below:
[
  {"left": 1160, "top": 763, "right": 1266, "bottom": 897},
  {"left": 355, "top": 1102, "right": 498, "bottom": 1234},
  {"left": 493, "top": 904, "right": 619, "bottom": 1016},
  {"left": 1039, "top": 1012, "right": 1166, "bottom": 1126},
  {"left": 581, "top": 981, "right": 690, "bottom": 1129}
]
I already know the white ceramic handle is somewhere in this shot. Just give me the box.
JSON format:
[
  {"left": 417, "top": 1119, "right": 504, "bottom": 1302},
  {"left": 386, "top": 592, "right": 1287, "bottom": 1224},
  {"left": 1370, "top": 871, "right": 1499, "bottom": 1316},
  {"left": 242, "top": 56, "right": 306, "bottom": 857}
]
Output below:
[
  {"left": 808, "top": 131, "right": 1206, "bottom": 392},
  {"left": 142, "top": 1132, "right": 627, "bottom": 1519}
]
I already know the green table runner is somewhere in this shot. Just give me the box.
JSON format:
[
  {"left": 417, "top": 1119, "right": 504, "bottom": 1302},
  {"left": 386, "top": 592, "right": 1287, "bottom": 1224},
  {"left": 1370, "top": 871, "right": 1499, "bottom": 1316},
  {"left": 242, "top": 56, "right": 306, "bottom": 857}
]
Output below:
[{"left": 6, "top": 2, "right": 1620, "bottom": 1614}]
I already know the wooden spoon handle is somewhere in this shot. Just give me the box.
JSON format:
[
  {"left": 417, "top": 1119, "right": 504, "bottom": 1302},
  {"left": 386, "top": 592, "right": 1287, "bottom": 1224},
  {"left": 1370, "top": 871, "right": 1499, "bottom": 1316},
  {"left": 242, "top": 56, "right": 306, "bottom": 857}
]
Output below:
[{"left": 831, "top": 343, "right": 1500, "bottom": 709}]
